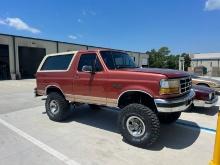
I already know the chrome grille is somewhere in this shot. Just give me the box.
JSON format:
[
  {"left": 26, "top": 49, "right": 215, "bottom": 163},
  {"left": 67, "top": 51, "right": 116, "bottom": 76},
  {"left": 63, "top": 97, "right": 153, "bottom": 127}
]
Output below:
[{"left": 180, "top": 77, "right": 192, "bottom": 94}]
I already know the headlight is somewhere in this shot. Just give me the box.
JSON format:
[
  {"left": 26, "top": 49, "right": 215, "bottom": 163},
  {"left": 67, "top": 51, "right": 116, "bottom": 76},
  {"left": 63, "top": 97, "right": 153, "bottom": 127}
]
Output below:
[{"left": 160, "top": 79, "right": 180, "bottom": 95}]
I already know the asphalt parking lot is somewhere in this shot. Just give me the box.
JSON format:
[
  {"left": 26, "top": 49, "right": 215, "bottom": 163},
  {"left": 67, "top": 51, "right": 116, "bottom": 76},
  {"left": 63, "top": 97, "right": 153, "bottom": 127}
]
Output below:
[{"left": 0, "top": 79, "right": 219, "bottom": 165}]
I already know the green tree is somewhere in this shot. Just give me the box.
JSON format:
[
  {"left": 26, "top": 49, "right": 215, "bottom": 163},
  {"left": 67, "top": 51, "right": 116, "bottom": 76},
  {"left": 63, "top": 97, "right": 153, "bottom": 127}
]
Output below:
[
  {"left": 148, "top": 50, "right": 159, "bottom": 68},
  {"left": 166, "top": 55, "right": 179, "bottom": 69},
  {"left": 147, "top": 47, "right": 170, "bottom": 68},
  {"left": 158, "top": 47, "right": 170, "bottom": 56},
  {"left": 181, "top": 53, "right": 191, "bottom": 70},
  {"left": 147, "top": 47, "right": 191, "bottom": 70}
]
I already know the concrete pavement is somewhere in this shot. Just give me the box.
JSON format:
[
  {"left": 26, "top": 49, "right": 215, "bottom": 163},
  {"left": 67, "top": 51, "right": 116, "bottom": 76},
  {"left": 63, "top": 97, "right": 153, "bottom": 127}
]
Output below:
[{"left": 0, "top": 79, "right": 218, "bottom": 165}]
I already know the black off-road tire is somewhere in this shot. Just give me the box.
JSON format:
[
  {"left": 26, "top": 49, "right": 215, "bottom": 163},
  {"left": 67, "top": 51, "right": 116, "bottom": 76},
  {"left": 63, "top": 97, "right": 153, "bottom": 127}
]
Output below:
[
  {"left": 45, "top": 92, "right": 70, "bottom": 122},
  {"left": 118, "top": 104, "right": 160, "bottom": 147},
  {"left": 158, "top": 112, "right": 181, "bottom": 124},
  {"left": 88, "top": 104, "right": 101, "bottom": 110}
]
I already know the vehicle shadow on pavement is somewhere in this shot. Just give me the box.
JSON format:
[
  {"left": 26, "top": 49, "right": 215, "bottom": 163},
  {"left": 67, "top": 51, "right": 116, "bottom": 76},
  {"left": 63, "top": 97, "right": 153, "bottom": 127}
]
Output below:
[
  {"left": 149, "top": 121, "right": 200, "bottom": 151},
  {"left": 66, "top": 105, "right": 119, "bottom": 133},
  {"left": 186, "top": 106, "right": 219, "bottom": 116},
  {"left": 63, "top": 105, "right": 201, "bottom": 151}
]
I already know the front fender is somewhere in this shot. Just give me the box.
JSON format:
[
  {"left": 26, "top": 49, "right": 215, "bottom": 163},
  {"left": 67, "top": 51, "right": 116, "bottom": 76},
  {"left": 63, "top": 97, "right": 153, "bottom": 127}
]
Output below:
[{"left": 117, "top": 85, "right": 155, "bottom": 100}]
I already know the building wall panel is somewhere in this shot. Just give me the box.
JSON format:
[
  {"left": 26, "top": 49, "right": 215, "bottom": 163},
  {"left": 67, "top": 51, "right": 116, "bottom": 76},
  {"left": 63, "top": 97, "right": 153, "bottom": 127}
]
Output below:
[
  {"left": 58, "top": 43, "right": 87, "bottom": 52},
  {"left": 0, "top": 34, "right": 148, "bottom": 79},
  {"left": 140, "top": 53, "right": 148, "bottom": 67},
  {"left": 0, "top": 35, "right": 15, "bottom": 79},
  {"left": 14, "top": 37, "right": 57, "bottom": 78},
  {"left": 87, "top": 46, "right": 104, "bottom": 50}
]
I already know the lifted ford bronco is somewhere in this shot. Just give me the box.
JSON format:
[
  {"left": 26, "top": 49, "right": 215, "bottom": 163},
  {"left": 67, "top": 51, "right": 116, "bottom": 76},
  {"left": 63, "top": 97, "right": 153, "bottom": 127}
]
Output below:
[{"left": 35, "top": 50, "right": 195, "bottom": 147}]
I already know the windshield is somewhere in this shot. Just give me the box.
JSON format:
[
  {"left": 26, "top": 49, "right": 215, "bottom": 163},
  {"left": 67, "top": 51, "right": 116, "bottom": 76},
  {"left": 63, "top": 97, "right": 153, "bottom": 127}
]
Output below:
[{"left": 100, "top": 51, "right": 137, "bottom": 69}]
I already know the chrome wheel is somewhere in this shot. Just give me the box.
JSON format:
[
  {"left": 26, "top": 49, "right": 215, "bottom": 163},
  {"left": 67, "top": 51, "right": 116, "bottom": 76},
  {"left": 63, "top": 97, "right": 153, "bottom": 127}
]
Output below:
[
  {"left": 49, "top": 100, "right": 59, "bottom": 115},
  {"left": 126, "top": 116, "right": 146, "bottom": 137}
]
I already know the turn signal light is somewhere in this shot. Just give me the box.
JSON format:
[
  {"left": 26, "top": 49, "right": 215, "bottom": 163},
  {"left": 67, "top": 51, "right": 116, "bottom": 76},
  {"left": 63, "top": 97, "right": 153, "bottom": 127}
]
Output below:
[{"left": 159, "top": 87, "right": 179, "bottom": 95}]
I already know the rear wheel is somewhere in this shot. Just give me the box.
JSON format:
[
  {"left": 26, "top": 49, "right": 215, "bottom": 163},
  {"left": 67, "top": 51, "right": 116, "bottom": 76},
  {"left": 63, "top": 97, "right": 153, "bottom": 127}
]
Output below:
[
  {"left": 45, "top": 92, "right": 70, "bottom": 122},
  {"left": 158, "top": 112, "right": 181, "bottom": 124},
  {"left": 118, "top": 104, "right": 160, "bottom": 147}
]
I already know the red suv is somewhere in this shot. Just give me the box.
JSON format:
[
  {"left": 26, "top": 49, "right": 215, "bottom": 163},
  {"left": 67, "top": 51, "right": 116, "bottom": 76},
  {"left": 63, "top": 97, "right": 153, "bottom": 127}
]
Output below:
[{"left": 35, "top": 50, "right": 195, "bottom": 147}]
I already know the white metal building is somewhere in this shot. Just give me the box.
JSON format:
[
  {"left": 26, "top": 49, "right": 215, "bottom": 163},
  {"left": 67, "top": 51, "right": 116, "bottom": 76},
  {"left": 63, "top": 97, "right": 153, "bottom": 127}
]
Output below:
[
  {"left": 191, "top": 53, "right": 220, "bottom": 76},
  {"left": 0, "top": 33, "right": 148, "bottom": 80}
]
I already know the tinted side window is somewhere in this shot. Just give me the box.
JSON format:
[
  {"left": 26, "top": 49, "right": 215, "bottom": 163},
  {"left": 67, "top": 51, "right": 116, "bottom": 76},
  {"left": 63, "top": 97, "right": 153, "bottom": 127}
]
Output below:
[
  {"left": 41, "top": 54, "right": 73, "bottom": 70},
  {"left": 77, "top": 53, "right": 102, "bottom": 72},
  {"left": 100, "top": 52, "right": 115, "bottom": 69},
  {"left": 94, "top": 58, "right": 102, "bottom": 72}
]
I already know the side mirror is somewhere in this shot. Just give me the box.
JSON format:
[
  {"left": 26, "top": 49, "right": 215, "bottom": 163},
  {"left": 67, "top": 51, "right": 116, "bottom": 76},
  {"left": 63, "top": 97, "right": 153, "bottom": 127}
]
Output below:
[{"left": 82, "top": 65, "right": 93, "bottom": 73}]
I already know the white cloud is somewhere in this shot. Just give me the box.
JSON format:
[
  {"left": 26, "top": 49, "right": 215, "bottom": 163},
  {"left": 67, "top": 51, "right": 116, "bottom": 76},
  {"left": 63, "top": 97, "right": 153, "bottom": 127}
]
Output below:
[
  {"left": 68, "top": 35, "right": 77, "bottom": 40},
  {"left": 205, "top": 0, "right": 220, "bottom": 11},
  {"left": 81, "top": 9, "right": 96, "bottom": 16},
  {"left": 0, "top": 19, "right": 6, "bottom": 25},
  {"left": 0, "top": 17, "right": 40, "bottom": 33},
  {"left": 77, "top": 18, "right": 83, "bottom": 23}
]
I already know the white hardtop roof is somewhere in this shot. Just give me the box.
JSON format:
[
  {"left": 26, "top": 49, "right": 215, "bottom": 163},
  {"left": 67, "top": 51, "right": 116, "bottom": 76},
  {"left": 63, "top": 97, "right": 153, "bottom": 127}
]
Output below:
[{"left": 46, "top": 51, "right": 78, "bottom": 57}]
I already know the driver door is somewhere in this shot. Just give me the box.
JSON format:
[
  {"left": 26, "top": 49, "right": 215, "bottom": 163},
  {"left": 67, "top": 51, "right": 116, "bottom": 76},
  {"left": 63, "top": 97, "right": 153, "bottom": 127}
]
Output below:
[{"left": 73, "top": 53, "right": 106, "bottom": 105}]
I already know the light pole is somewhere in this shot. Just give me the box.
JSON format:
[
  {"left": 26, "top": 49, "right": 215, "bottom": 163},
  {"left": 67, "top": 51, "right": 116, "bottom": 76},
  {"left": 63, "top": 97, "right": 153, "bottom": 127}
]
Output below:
[{"left": 179, "top": 57, "right": 185, "bottom": 71}]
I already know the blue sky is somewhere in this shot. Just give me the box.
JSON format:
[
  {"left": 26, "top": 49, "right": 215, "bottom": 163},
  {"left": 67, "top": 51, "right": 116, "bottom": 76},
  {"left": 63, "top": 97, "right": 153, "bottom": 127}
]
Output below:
[{"left": 0, "top": 0, "right": 220, "bottom": 54}]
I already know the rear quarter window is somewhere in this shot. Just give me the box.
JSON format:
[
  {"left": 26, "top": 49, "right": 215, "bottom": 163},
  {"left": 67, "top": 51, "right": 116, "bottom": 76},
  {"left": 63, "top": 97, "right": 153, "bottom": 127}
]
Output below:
[{"left": 40, "top": 54, "right": 73, "bottom": 71}]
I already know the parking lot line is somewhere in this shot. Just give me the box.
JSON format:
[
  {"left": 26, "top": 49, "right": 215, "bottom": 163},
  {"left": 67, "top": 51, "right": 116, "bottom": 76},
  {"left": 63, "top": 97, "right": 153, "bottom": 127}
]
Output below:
[
  {"left": 0, "top": 118, "right": 80, "bottom": 165},
  {"left": 176, "top": 121, "right": 216, "bottom": 135}
]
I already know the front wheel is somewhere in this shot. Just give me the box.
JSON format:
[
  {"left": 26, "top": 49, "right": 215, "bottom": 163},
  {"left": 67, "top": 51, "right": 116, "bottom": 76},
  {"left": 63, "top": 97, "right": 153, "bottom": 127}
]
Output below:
[
  {"left": 158, "top": 112, "right": 181, "bottom": 124},
  {"left": 45, "top": 92, "right": 70, "bottom": 122},
  {"left": 118, "top": 104, "right": 160, "bottom": 147}
]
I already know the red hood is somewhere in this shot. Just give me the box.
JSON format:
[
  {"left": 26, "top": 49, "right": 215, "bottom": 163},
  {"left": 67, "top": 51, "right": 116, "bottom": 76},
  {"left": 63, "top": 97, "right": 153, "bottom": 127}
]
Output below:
[{"left": 121, "top": 68, "right": 190, "bottom": 79}]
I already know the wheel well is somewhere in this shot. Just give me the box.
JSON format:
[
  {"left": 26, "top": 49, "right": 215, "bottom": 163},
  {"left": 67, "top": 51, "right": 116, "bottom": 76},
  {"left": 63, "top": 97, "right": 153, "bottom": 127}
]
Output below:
[
  {"left": 46, "top": 86, "right": 64, "bottom": 97},
  {"left": 118, "top": 91, "right": 157, "bottom": 112},
  {"left": 197, "top": 83, "right": 209, "bottom": 87}
]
